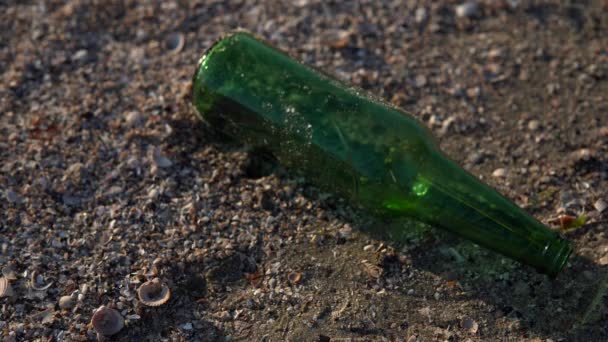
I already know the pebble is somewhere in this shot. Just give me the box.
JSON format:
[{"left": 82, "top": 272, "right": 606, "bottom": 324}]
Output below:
[
  {"left": 150, "top": 146, "right": 173, "bottom": 168},
  {"left": 180, "top": 322, "right": 193, "bottom": 331},
  {"left": 467, "top": 151, "right": 486, "bottom": 165},
  {"left": 72, "top": 49, "right": 88, "bottom": 61},
  {"left": 5, "top": 190, "right": 21, "bottom": 203},
  {"left": 572, "top": 148, "right": 595, "bottom": 162},
  {"left": 466, "top": 86, "right": 480, "bottom": 99},
  {"left": 414, "top": 74, "right": 427, "bottom": 88},
  {"left": 125, "top": 111, "right": 144, "bottom": 127},
  {"left": 58, "top": 295, "right": 75, "bottom": 310},
  {"left": 455, "top": 2, "right": 479, "bottom": 18},
  {"left": 492, "top": 168, "right": 507, "bottom": 178},
  {"left": 594, "top": 199, "right": 607, "bottom": 213},
  {"left": 415, "top": 7, "right": 428, "bottom": 24},
  {"left": 527, "top": 120, "right": 541, "bottom": 131}
]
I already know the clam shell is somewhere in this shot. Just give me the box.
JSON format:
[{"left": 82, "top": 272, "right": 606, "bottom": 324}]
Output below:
[
  {"left": 0, "top": 277, "right": 14, "bottom": 297},
  {"left": 287, "top": 272, "right": 303, "bottom": 285},
  {"left": 137, "top": 278, "right": 171, "bottom": 307},
  {"left": 91, "top": 306, "right": 124, "bottom": 336}
]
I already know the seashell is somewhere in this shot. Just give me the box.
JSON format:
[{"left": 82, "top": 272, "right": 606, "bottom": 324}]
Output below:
[
  {"left": 2, "top": 265, "right": 18, "bottom": 280},
  {"left": 137, "top": 278, "right": 171, "bottom": 306},
  {"left": 30, "top": 271, "right": 53, "bottom": 291},
  {"left": 91, "top": 306, "right": 124, "bottom": 336},
  {"left": 30, "top": 308, "right": 55, "bottom": 323},
  {"left": 0, "top": 277, "right": 15, "bottom": 297},
  {"left": 287, "top": 272, "right": 303, "bottom": 285},
  {"left": 165, "top": 32, "right": 185, "bottom": 54}
]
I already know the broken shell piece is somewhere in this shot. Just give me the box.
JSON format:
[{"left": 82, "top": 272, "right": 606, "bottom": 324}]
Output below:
[
  {"left": 165, "top": 32, "right": 185, "bottom": 54},
  {"left": 30, "top": 271, "right": 53, "bottom": 291},
  {"left": 0, "top": 277, "right": 15, "bottom": 297},
  {"left": 137, "top": 278, "right": 171, "bottom": 306},
  {"left": 2, "top": 265, "right": 18, "bottom": 280},
  {"left": 91, "top": 306, "right": 124, "bottom": 336},
  {"left": 287, "top": 272, "right": 303, "bottom": 285}
]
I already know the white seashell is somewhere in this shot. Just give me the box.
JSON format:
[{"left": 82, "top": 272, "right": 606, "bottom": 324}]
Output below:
[
  {"left": 91, "top": 306, "right": 124, "bottom": 336},
  {"left": 137, "top": 278, "right": 171, "bottom": 307}
]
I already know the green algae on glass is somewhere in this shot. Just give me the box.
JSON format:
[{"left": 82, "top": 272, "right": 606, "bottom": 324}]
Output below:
[{"left": 191, "top": 31, "right": 573, "bottom": 277}]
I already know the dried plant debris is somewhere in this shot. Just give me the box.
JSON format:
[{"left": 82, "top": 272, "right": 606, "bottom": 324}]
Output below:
[{"left": 361, "top": 260, "right": 383, "bottom": 279}]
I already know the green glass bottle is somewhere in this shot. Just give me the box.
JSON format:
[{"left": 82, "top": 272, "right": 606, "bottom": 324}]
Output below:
[{"left": 191, "top": 31, "right": 572, "bottom": 276}]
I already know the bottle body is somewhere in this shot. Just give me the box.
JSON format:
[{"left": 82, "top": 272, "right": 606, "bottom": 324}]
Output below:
[{"left": 192, "top": 31, "right": 572, "bottom": 276}]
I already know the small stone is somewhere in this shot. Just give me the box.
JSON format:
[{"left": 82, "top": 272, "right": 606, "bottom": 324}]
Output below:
[
  {"left": 180, "top": 322, "right": 193, "bottom": 331},
  {"left": 415, "top": 7, "right": 428, "bottom": 24},
  {"left": 467, "top": 151, "right": 485, "bottom": 165},
  {"left": 461, "top": 317, "right": 478, "bottom": 334},
  {"left": 58, "top": 296, "right": 75, "bottom": 310},
  {"left": 492, "top": 168, "right": 507, "bottom": 178},
  {"left": 72, "top": 49, "right": 88, "bottom": 61},
  {"left": 527, "top": 120, "right": 541, "bottom": 131},
  {"left": 5, "top": 190, "right": 21, "bottom": 204},
  {"left": 571, "top": 148, "right": 595, "bottom": 162},
  {"left": 594, "top": 199, "right": 607, "bottom": 213},
  {"left": 455, "top": 2, "right": 479, "bottom": 18},
  {"left": 323, "top": 30, "right": 351, "bottom": 48},
  {"left": 414, "top": 74, "right": 427, "bottom": 88},
  {"left": 507, "top": 0, "right": 520, "bottom": 9},
  {"left": 125, "top": 111, "right": 144, "bottom": 127},
  {"left": 150, "top": 146, "right": 172, "bottom": 168},
  {"left": 466, "top": 86, "right": 480, "bottom": 99},
  {"left": 487, "top": 48, "right": 504, "bottom": 59},
  {"left": 338, "top": 224, "right": 353, "bottom": 240}
]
